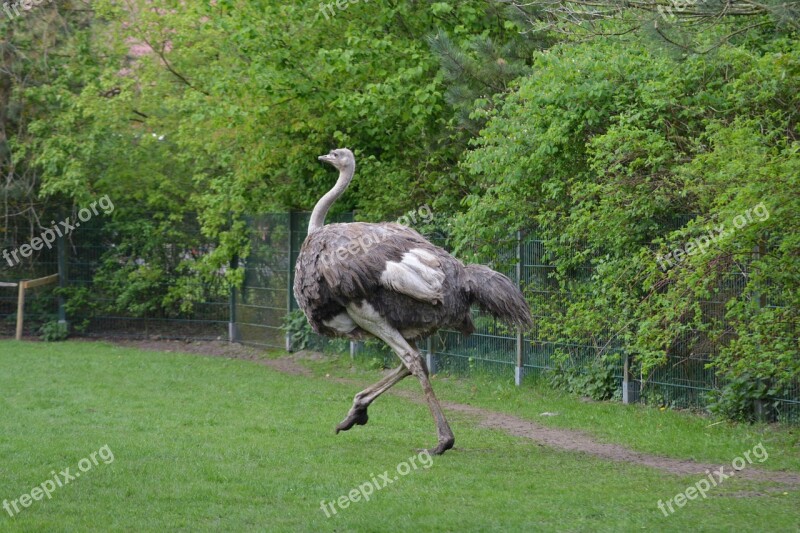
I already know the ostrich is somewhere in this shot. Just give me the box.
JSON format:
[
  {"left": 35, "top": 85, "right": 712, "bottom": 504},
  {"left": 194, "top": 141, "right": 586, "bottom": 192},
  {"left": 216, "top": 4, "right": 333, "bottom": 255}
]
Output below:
[{"left": 293, "top": 148, "right": 532, "bottom": 455}]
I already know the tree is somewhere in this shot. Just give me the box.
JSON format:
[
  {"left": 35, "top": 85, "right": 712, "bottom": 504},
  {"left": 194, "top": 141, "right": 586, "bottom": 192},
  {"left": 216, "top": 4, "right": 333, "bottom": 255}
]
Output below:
[
  {"left": 455, "top": 30, "right": 799, "bottom": 402},
  {"left": 500, "top": 0, "right": 799, "bottom": 52}
]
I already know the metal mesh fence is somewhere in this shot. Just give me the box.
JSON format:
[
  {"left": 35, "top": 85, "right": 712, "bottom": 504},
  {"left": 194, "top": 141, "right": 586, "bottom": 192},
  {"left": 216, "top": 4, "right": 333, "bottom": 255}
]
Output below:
[
  {"left": 0, "top": 284, "right": 59, "bottom": 339},
  {"left": 60, "top": 216, "right": 230, "bottom": 341},
  {"left": 1, "top": 210, "right": 796, "bottom": 421},
  {"left": 234, "top": 211, "right": 353, "bottom": 349},
  {"left": 351, "top": 230, "right": 797, "bottom": 422},
  {"left": 234, "top": 212, "right": 291, "bottom": 349},
  {"left": 0, "top": 235, "right": 60, "bottom": 339}
]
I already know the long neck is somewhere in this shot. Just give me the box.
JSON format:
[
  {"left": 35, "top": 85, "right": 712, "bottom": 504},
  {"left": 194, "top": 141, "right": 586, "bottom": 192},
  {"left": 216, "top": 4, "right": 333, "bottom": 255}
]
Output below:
[{"left": 307, "top": 163, "right": 355, "bottom": 235}]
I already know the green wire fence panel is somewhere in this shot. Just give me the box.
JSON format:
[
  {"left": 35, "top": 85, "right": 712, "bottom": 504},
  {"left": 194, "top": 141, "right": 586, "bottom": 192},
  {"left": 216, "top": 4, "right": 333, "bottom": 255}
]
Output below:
[
  {"left": 235, "top": 213, "right": 292, "bottom": 348},
  {"left": 235, "top": 211, "right": 353, "bottom": 349},
  {"left": 63, "top": 216, "right": 230, "bottom": 340},
  {"left": 0, "top": 235, "right": 61, "bottom": 338},
  {"left": 1, "top": 210, "right": 796, "bottom": 422}
]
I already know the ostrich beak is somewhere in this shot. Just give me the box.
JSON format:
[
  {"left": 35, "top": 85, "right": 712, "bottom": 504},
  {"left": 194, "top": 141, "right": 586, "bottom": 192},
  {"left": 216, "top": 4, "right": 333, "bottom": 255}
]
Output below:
[{"left": 318, "top": 153, "right": 335, "bottom": 164}]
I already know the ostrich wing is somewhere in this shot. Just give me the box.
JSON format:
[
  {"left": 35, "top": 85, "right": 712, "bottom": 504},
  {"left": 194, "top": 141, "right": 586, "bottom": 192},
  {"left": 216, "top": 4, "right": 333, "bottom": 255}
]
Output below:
[
  {"left": 307, "top": 222, "right": 449, "bottom": 305},
  {"left": 295, "top": 221, "right": 478, "bottom": 339},
  {"left": 379, "top": 245, "right": 445, "bottom": 304}
]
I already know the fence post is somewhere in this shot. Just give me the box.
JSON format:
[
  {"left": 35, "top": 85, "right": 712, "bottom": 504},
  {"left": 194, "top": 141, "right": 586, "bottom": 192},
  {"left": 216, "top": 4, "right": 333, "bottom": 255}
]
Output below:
[
  {"left": 229, "top": 253, "right": 238, "bottom": 344},
  {"left": 752, "top": 240, "right": 772, "bottom": 422},
  {"left": 426, "top": 336, "right": 435, "bottom": 375},
  {"left": 623, "top": 354, "right": 630, "bottom": 403},
  {"left": 515, "top": 230, "right": 524, "bottom": 386},
  {"left": 286, "top": 212, "right": 294, "bottom": 352},
  {"left": 15, "top": 281, "right": 25, "bottom": 341},
  {"left": 622, "top": 354, "right": 631, "bottom": 403},
  {"left": 622, "top": 353, "right": 639, "bottom": 404},
  {"left": 57, "top": 232, "right": 67, "bottom": 327}
]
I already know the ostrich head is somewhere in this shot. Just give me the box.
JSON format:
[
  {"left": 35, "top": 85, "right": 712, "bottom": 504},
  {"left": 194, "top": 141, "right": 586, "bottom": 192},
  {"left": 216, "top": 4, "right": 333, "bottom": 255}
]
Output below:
[{"left": 318, "top": 148, "right": 355, "bottom": 171}]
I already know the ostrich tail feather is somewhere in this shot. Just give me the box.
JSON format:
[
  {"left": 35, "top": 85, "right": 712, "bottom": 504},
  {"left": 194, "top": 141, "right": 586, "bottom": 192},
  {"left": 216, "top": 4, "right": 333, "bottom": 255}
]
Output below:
[{"left": 465, "top": 264, "right": 533, "bottom": 330}]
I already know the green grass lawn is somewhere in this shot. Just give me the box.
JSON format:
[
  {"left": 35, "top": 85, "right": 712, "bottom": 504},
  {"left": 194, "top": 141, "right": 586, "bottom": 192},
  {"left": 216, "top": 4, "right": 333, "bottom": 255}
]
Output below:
[{"left": 1, "top": 340, "right": 798, "bottom": 532}]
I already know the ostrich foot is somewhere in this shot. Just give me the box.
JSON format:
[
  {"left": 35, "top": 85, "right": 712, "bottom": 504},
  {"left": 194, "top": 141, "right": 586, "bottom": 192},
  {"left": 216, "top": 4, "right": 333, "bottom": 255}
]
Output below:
[
  {"left": 428, "top": 436, "right": 455, "bottom": 455},
  {"left": 335, "top": 407, "right": 369, "bottom": 433}
]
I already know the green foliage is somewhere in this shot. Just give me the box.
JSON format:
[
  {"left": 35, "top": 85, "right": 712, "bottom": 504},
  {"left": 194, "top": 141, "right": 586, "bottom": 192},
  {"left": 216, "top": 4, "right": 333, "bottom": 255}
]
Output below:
[
  {"left": 90, "top": 220, "right": 229, "bottom": 318},
  {"left": 707, "top": 374, "right": 790, "bottom": 422},
  {"left": 1, "top": 3, "right": 97, "bottom": 266},
  {"left": 457, "top": 32, "right": 800, "bottom": 411},
  {"left": 283, "top": 309, "right": 314, "bottom": 352},
  {"left": 2, "top": 1, "right": 796, "bottom": 422},
  {"left": 349, "top": 338, "right": 395, "bottom": 370},
  {"left": 427, "top": 27, "right": 548, "bottom": 135},
  {"left": 59, "top": 286, "right": 94, "bottom": 334},
  {"left": 354, "top": 348, "right": 391, "bottom": 371},
  {"left": 39, "top": 320, "right": 69, "bottom": 342},
  {"left": 31, "top": 0, "right": 519, "bottom": 232},
  {"left": 547, "top": 353, "right": 621, "bottom": 401},
  {"left": 282, "top": 309, "right": 350, "bottom": 354},
  {"left": 499, "top": 0, "right": 798, "bottom": 53},
  {"left": 13, "top": 0, "right": 523, "bottom": 316}
]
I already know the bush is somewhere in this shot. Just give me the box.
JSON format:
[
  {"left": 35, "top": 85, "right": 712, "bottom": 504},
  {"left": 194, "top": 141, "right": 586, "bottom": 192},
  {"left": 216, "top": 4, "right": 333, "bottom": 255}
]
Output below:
[
  {"left": 707, "top": 373, "right": 788, "bottom": 422},
  {"left": 282, "top": 309, "right": 350, "bottom": 354},
  {"left": 282, "top": 309, "right": 314, "bottom": 352},
  {"left": 547, "top": 354, "right": 620, "bottom": 401},
  {"left": 39, "top": 321, "right": 68, "bottom": 342}
]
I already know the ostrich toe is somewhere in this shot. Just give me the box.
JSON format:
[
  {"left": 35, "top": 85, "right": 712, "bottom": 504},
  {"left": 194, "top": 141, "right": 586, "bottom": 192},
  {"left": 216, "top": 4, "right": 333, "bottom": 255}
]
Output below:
[{"left": 335, "top": 407, "right": 369, "bottom": 433}]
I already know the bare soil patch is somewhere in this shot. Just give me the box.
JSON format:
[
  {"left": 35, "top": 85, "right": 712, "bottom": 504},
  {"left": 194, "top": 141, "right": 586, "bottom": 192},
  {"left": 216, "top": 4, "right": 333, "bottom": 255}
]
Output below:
[
  {"left": 95, "top": 338, "right": 313, "bottom": 376},
  {"left": 440, "top": 401, "right": 800, "bottom": 486}
]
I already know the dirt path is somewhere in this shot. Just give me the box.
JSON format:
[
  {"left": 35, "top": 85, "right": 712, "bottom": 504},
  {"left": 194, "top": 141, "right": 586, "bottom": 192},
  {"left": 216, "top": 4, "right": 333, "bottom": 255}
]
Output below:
[
  {"left": 110, "top": 339, "right": 800, "bottom": 487},
  {"left": 109, "top": 338, "right": 318, "bottom": 376},
  {"left": 440, "top": 401, "right": 800, "bottom": 485}
]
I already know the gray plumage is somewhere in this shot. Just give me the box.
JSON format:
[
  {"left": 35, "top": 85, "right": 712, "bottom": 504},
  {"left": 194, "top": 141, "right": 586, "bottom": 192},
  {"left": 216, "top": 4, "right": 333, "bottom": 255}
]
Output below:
[
  {"left": 294, "top": 221, "right": 532, "bottom": 340},
  {"left": 292, "top": 147, "right": 532, "bottom": 455}
]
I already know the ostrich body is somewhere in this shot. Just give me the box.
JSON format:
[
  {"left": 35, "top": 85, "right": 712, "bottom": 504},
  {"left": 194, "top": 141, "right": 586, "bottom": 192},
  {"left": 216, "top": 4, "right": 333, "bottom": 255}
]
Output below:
[{"left": 293, "top": 148, "right": 532, "bottom": 454}]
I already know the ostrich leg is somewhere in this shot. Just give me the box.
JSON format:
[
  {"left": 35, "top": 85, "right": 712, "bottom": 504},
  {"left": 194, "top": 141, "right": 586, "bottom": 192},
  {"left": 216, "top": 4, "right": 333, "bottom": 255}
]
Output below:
[
  {"left": 344, "top": 303, "right": 455, "bottom": 455},
  {"left": 336, "top": 364, "right": 411, "bottom": 433}
]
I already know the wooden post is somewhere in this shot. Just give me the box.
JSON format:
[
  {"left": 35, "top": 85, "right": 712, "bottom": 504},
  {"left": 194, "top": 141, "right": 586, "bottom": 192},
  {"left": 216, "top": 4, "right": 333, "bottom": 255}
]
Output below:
[
  {"left": 12, "top": 275, "right": 59, "bottom": 341},
  {"left": 16, "top": 282, "right": 25, "bottom": 341},
  {"left": 24, "top": 274, "right": 59, "bottom": 289}
]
